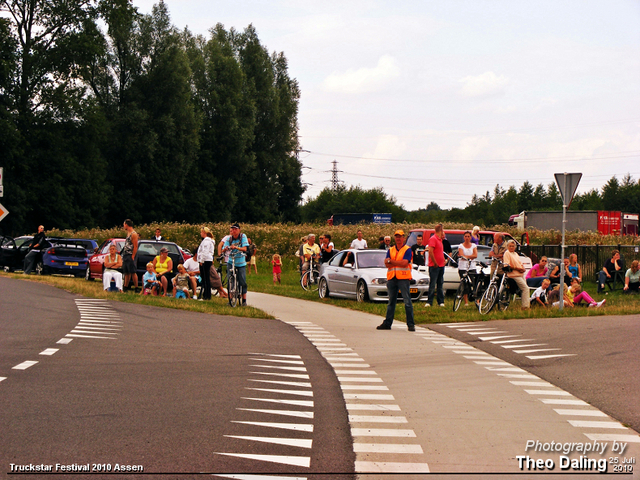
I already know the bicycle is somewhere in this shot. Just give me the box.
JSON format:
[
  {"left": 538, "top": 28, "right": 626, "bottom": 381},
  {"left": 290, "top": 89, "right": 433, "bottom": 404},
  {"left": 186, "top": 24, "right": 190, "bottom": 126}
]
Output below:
[
  {"left": 478, "top": 260, "right": 516, "bottom": 315},
  {"left": 300, "top": 255, "right": 320, "bottom": 292},
  {"left": 452, "top": 261, "right": 489, "bottom": 312},
  {"left": 226, "top": 251, "right": 246, "bottom": 307}
]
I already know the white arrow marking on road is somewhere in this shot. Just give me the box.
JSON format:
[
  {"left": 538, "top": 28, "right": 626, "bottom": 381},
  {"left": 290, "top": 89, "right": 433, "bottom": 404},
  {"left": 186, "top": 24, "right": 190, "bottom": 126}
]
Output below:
[
  {"left": 214, "top": 453, "right": 310, "bottom": 468},
  {"left": 236, "top": 408, "right": 314, "bottom": 419},
  {"left": 231, "top": 421, "right": 313, "bottom": 432},
  {"left": 224, "top": 435, "right": 312, "bottom": 449}
]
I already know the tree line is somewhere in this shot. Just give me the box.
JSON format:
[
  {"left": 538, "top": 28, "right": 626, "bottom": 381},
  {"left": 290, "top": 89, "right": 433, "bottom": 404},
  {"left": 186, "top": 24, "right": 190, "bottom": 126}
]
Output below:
[
  {"left": 0, "top": 0, "right": 304, "bottom": 235},
  {"left": 302, "top": 174, "right": 640, "bottom": 226}
]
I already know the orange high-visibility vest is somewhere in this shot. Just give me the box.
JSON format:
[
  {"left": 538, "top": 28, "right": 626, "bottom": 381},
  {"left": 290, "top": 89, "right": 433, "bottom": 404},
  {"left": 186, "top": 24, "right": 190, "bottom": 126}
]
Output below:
[{"left": 387, "top": 245, "right": 413, "bottom": 280}]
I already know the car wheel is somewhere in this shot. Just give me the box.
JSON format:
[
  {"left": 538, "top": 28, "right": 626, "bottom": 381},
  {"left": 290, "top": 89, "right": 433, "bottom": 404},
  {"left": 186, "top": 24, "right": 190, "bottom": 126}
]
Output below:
[
  {"left": 318, "top": 277, "right": 329, "bottom": 299},
  {"left": 356, "top": 280, "right": 369, "bottom": 302},
  {"left": 85, "top": 266, "right": 93, "bottom": 281}
]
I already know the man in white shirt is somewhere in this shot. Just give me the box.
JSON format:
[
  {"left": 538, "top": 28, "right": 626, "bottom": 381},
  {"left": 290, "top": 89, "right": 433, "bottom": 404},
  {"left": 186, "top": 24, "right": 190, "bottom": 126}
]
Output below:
[
  {"left": 183, "top": 252, "right": 201, "bottom": 299},
  {"left": 350, "top": 230, "right": 368, "bottom": 250}
]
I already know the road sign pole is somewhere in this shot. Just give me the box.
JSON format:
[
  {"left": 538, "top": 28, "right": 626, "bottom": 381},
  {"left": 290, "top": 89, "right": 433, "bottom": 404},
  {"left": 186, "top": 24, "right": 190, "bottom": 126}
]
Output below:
[{"left": 559, "top": 174, "right": 567, "bottom": 311}]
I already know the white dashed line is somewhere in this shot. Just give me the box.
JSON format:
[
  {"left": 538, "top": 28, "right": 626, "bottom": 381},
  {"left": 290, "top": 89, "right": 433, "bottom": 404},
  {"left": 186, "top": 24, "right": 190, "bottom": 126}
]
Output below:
[
  {"left": 13, "top": 361, "right": 38, "bottom": 370},
  {"left": 39, "top": 348, "right": 59, "bottom": 356}
]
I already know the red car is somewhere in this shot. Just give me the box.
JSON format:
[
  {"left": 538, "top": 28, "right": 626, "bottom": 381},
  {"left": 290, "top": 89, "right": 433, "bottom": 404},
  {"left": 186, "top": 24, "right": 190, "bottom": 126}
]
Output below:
[{"left": 86, "top": 238, "right": 186, "bottom": 285}]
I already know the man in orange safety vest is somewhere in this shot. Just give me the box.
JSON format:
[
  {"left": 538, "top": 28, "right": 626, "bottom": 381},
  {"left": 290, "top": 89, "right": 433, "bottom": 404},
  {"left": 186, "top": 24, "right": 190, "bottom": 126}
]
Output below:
[{"left": 377, "top": 230, "right": 415, "bottom": 332}]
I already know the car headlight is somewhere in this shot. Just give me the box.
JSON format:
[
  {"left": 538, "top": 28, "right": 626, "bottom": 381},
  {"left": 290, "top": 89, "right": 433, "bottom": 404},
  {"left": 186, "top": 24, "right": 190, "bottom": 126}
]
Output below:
[
  {"left": 417, "top": 278, "right": 429, "bottom": 285},
  {"left": 371, "top": 278, "right": 387, "bottom": 285}
]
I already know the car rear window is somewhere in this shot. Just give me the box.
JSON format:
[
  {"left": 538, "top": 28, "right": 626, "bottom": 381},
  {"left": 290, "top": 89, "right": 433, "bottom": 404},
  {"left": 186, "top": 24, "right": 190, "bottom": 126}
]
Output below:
[{"left": 138, "top": 242, "right": 180, "bottom": 256}]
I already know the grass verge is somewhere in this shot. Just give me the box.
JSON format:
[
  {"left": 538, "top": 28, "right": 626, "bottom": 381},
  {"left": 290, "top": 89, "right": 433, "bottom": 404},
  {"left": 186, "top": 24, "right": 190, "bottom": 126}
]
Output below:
[
  {"left": 247, "top": 260, "right": 640, "bottom": 324},
  {"left": 0, "top": 272, "right": 274, "bottom": 320}
]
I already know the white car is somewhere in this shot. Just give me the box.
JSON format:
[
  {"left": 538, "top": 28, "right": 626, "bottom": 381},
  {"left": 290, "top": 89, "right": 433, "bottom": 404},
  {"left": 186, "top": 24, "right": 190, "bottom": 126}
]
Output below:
[
  {"left": 416, "top": 245, "right": 532, "bottom": 292},
  {"left": 318, "top": 249, "right": 430, "bottom": 302}
]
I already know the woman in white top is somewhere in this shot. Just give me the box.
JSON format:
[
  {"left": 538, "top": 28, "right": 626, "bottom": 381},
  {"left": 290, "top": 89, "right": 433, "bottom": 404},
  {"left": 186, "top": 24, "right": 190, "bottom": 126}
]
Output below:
[
  {"left": 198, "top": 227, "right": 215, "bottom": 300},
  {"left": 457, "top": 231, "right": 478, "bottom": 306}
]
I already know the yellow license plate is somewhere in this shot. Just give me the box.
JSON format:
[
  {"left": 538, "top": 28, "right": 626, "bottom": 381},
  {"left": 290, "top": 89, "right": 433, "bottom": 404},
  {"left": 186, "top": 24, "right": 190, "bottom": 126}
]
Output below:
[
  {"left": 65, "top": 262, "right": 79, "bottom": 266},
  {"left": 410, "top": 288, "right": 418, "bottom": 294}
]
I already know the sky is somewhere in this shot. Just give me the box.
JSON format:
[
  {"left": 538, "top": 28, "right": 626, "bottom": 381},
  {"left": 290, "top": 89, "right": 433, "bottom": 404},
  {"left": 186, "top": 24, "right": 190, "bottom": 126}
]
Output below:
[{"left": 133, "top": 0, "right": 640, "bottom": 211}]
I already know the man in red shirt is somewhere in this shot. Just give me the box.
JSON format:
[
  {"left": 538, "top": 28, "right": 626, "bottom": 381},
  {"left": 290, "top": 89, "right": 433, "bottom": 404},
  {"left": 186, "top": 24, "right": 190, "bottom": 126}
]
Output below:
[{"left": 426, "top": 223, "right": 446, "bottom": 307}]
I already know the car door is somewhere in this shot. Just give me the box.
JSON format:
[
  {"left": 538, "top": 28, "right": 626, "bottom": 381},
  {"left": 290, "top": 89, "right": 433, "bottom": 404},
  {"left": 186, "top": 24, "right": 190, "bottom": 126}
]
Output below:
[
  {"left": 323, "top": 252, "right": 346, "bottom": 295},
  {"left": 336, "top": 252, "right": 357, "bottom": 296}
]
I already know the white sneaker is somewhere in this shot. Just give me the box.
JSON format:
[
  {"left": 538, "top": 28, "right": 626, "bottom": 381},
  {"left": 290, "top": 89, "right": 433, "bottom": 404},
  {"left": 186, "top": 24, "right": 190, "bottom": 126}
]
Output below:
[
  {"left": 439, "top": 303, "right": 445, "bottom": 307},
  {"left": 425, "top": 303, "right": 431, "bottom": 307},
  {"left": 597, "top": 299, "right": 606, "bottom": 307},
  {"left": 193, "top": 295, "right": 198, "bottom": 300}
]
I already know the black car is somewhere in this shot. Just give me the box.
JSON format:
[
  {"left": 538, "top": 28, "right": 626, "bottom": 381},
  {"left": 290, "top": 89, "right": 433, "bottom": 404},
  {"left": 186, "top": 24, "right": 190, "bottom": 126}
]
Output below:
[{"left": 0, "top": 236, "right": 47, "bottom": 273}]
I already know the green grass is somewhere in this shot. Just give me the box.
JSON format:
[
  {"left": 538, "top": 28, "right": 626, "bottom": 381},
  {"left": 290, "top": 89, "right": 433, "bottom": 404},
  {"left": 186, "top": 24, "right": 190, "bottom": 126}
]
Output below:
[
  {"left": 5, "top": 259, "right": 640, "bottom": 324},
  {"left": 248, "top": 259, "right": 640, "bottom": 324},
  {"left": 0, "top": 271, "right": 274, "bottom": 320}
]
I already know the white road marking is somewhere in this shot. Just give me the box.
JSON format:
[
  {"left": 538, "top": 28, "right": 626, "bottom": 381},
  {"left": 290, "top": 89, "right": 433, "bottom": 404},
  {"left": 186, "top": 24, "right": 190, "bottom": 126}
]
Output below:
[
  {"left": 242, "top": 397, "right": 314, "bottom": 407},
  {"left": 39, "top": 348, "right": 59, "bottom": 356},
  {"left": 513, "top": 348, "right": 562, "bottom": 354},
  {"left": 585, "top": 434, "right": 640, "bottom": 443},
  {"left": 490, "top": 338, "right": 534, "bottom": 344},
  {"left": 343, "top": 394, "right": 395, "bottom": 400},
  {"left": 231, "top": 421, "right": 313, "bottom": 432},
  {"left": 224, "top": 435, "right": 312, "bottom": 449},
  {"left": 12, "top": 361, "right": 38, "bottom": 370},
  {"left": 355, "top": 461, "right": 430, "bottom": 473},
  {"left": 215, "top": 474, "right": 307, "bottom": 480},
  {"left": 349, "top": 416, "right": 407, "bottom": 423},
  {"left": 526, "top": 354, "right": 577, "bottom": 360},
  {"left": 509, "top": 381, "right": 554, "bottom": 387},
  {"left": 338, "top": 377, "right": 384, "bottom": 383},
  {"left": 251, "top": 365, "right": 307, "bottom": 372},
  {"left": 71, "top": 329, "right": 118, "bottom": 335},
  {"left": 328, "top": 363, "right": 370, "bottom": 368},
  {"left": 249, "top": 358, "right": 304, "bottom": 365},
  {"left": 478, "top": 335, "right": 522, "bottom": 341},
  {"left": 248, "top": 379, "right": 312, "bottom": 388},
  {"left": 553, "top": 409, "right": 607, "bottom": 417},
  {"left": 567, "top": 420, "right": 627, "bottom": 429},
  {"left": 346, "top": 404, "right": 402, "bottom": 411},
  {"left": 245, "top": 388, "right": 313, "bottom": 397},
  {"left": 540, "top": 399, "right": 589, "bottom": 406},
  {"left": 323, "top": 357, "right": 365, "bottom": 362},
  {"left": 501, "top": 343, "right": 547, "bottom": 349},
  {"left": 497, "top": 374, "right": 538, "bottom": 379},
  {"left": 465, "top": 330, "right": 508, "bottom": 335},
  {"left": 66, "top": 333, "right": 116, "bottom": 339},
  {"left": 474, "top": 361, "right": 511, "bottom": 366},
  {"left": 56, "top": 338, "right": 73, "bottom": 344},
  {"left": 525, "top": 390, "right": 572, "bottom": 396},
  {"left": 250, "top": 372, "right": 309, "bottom": 379},
  {"left": 353, "top": 443, "right": 423, "bottom": 453},
  {"left": 351, "top": 429, "right": 416, "bottom": 437},
  {"left": 341, "top": 385, "right": 389, "bottom": 391},
  {"left": 0, "top": 377, "right": 6, "bottom": 382},
  {"left": 334, "top": 370, "right": 378, "bottom": 375},
  {"left": 236, "top": 408, "right": 314, "bottom": 419},
  {"left": 214, "top": 453, "right": 310, "bottom": 468},
  {"left": 249, "top": 353, "right": 301, "bottom": 358}
]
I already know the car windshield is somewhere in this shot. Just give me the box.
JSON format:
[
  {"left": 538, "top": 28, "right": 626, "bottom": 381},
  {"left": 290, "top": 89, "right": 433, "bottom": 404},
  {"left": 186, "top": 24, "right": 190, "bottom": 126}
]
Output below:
[
  {"left": 15, "top": 237, "right": 32, "bottom": 248},
  {"left": 356, "top": 251, "right": 387, "bottom": 268},
  {"left": 100, "top": 240, "right": 124, "bottom": 254}
]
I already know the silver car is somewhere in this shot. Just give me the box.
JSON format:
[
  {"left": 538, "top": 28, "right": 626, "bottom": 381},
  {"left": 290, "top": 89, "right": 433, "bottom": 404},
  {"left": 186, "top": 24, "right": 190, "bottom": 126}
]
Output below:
[{"left": 318, "top": 249, "right": 430, "bottom": 302}]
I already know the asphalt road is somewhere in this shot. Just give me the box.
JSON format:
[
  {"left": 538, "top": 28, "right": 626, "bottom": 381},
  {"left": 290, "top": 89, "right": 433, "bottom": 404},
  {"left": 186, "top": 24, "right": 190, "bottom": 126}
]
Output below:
[
  {"left": 429, "top": 314, "right": 640, "bottom": 433},
  {"left": 0, "top": 277, "right": 354, "bottom": 479}
]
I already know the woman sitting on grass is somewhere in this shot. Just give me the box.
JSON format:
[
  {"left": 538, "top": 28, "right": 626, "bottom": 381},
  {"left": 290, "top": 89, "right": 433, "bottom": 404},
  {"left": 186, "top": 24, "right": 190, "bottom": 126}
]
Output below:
[
  {"left": 624, "top": 260, "right": 640, "bottom": 294},
  {"left": 566, "top": 279, "right": 605, "bottom": 308}
]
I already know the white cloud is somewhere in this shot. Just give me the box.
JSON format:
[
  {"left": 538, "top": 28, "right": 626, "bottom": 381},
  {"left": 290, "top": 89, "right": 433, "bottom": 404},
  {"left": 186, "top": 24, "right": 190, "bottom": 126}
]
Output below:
[
  {"left": 323, "top": 55, "right": 400, "bottom": 94},
  {"left": 459, "top": 71, "right": 509, "bottom": 98}
]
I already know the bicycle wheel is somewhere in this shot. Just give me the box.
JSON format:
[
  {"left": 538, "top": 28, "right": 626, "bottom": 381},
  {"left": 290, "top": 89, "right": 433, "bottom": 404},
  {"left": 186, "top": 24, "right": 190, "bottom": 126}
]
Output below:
[
  {"left": 479, "top": 284, "right": 497, "bottom": 315},
  {"left": 228, "top": 273, "right": 238, "bottom": 307},
  {"left": 301, "top": 270, "right": 317, "bottom": 291},
  {"left": 453, "top": 281, "right": 465, "bottom": 312},
  {"left": 496, "top": 284, "right": 511, "bottom": 311}
]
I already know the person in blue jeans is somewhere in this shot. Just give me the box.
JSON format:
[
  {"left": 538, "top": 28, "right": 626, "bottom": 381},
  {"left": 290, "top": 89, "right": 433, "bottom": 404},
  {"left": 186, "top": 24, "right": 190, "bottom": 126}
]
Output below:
[
  {"left": 377, "top": 230, "right": 415, "bottom": 332},
  {"left": 426, "top": 224, "right": 446, "bottom": 307},
  {"left": 223, "top": 223, "right": 249, "bottom": 306}
]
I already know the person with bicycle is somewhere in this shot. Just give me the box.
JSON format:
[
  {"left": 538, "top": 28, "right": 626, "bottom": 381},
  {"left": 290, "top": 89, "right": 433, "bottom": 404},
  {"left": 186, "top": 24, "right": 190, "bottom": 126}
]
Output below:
[
  {"left": 457, "top": 231, "right": 478, "bottom": 307},
  {"left": 502, "top": 240, "right": 530, "bottom": 309},
  {"left": 223, "top": 223, "right": 249, "bottom": 306},
  {"left": 377, "top": 229, "right": 415, "bottom": 332},
  {"left": 301, "top": 234, "right": 321, "bottom": 287},
  {"left": 489, "top": 232, "right": 506, "bottom": 276}
]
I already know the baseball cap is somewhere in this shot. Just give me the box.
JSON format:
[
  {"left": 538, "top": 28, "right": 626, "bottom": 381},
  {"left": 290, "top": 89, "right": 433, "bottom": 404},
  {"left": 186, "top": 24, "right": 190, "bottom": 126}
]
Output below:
[{"left": 394, "top": 230, "right": 405, "bottom": 236}]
